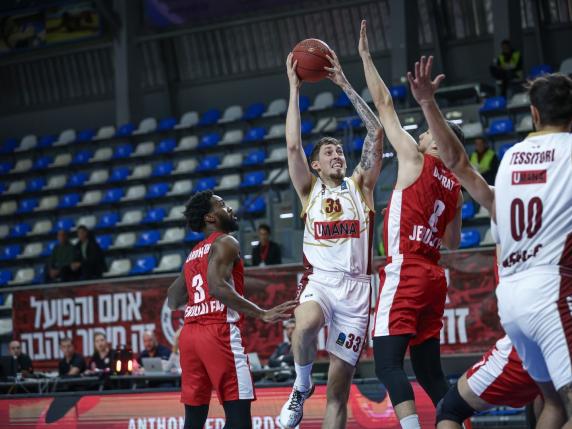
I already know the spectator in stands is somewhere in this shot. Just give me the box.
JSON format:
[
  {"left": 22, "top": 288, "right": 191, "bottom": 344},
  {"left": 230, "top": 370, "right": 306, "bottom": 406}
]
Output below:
[
  {"left": 58, "top": 337, "right": 86, "bottom": 376},
  {"left": 9, "top": 340, "right": 33, "bottom": 377},
  {"left": 470, "top": 137, "right": 499, "bottom": 184},
  {"left": 87, "top": 332, "right": 114, "bottom": 373},
  {"left": 251, "top": 224, "right": 282, "bottom": 266},
  {"left": 268, "top": 319, "right": 295, "bottom": 368},
  {"left": 137, "top": 331, "right": 171, "bottom": 364},
  {"left": 71, "top": 225, "right": 106, "bottom": 280},
  {"left": 46, "top": 230, "right": 79, "bottom": 282},
  {"left": 490, "top": 39, "right": 523, "bottom": 97}
]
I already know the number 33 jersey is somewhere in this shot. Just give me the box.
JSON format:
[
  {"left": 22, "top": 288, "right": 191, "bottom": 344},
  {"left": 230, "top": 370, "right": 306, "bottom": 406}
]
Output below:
[
  {"left": 183, "top": 231, "right": 244, "bottom": 324},
  {"left": 302, "top": 176, "right": 375, "bottom": 276},
  {"left": 495, "top": 132, "right": 572, "bottom": 277}
]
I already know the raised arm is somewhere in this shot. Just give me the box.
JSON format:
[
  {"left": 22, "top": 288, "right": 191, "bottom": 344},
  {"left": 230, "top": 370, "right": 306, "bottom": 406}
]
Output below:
[
  {"left": 407, "top": 55, "right": 495, "bottom": 212},
  {"left": 167, "top": 273, "right": 187, "bottom": 310},
  {"left": 285, "top": 53, "right": 314, "bottom": 203},
  {"left": 324, "top": 49, "right": 383, "bottom": 202},
  {"left": 442, "top": 192, "right": 463, "bottom": 250},
  {"left": 207, "top": 235, "right": 297, "bottom": 322},
  {"left": 359, "top": 20, "right": 421, "bottom": 165}
]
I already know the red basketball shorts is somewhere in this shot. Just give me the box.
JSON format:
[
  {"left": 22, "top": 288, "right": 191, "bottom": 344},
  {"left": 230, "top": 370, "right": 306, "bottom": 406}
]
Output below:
[
  {"left": 179, "top": 322, "right": 255, "bottom": 406},
  {"left": 372, "top": 257, "right": 447, "bottom": 346}
]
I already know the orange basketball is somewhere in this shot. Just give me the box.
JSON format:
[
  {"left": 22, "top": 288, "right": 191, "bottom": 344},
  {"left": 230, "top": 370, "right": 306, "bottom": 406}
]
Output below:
[{"left": 292, "top": 38, "right": 331, "bottom": 83}]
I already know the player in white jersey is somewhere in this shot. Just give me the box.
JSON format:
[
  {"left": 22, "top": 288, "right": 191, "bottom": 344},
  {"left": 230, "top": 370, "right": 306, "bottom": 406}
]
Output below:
[
  {"left": 407, "top": 56, "right": 572, "bottom": 428},
  {"left": 278, "top": 45, "right": 383, "bottom": 429}
]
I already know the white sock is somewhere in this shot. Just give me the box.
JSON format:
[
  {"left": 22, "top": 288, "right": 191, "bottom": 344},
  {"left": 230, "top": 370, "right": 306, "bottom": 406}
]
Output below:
[
  {"left": 400, "top": 414, "right": 421, "bottom": 429},
  {"left": 293, "top": 362, "right": 313, "bottom": 392}
]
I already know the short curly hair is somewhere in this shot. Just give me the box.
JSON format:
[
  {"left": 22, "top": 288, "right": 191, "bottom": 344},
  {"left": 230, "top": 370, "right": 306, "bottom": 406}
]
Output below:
[{"left": 183, "top": 190, "right": 214, "bottom": 232}]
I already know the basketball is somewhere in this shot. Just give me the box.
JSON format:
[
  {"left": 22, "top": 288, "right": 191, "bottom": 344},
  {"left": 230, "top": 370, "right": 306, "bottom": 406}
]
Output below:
[{"left": 292, "top": 38, "right": 331, "bottom": 83}]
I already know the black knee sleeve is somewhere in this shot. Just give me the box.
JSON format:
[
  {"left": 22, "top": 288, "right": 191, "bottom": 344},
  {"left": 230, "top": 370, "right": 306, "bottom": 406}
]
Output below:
[
  {"left": 184, "top": 405, "right": 209, "bottom": 429},
  {"left": 373, "top": 336, "right": 414, "bottom": 406},
  {"left": 223, "top": 400, "right": 252, "bottom": 429},
  {"left": 435, "top": 383, "right": 476, "bottom": 425},
  {"left": 411, "top": 339, "right": 450, "bottom": 405}
]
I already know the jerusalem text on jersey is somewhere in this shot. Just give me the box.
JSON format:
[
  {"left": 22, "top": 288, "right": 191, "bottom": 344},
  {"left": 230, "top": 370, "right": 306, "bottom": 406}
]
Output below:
[{"left": 408, "top": 225, "right": 443, "bottom": 248}]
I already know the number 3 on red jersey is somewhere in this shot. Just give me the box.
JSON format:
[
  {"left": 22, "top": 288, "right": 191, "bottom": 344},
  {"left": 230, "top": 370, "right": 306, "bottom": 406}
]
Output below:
[{"left": 191, "top": 273, "right": 206, "bottom": 303}]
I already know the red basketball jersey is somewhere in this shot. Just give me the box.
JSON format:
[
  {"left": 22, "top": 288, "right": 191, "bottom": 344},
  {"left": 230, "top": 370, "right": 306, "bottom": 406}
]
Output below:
[
  {"left": 383, "top": 154, "right": 461, "bottom": 263},
  {"left": 183, "top": 231, "right": 244, "bottom": 325}
]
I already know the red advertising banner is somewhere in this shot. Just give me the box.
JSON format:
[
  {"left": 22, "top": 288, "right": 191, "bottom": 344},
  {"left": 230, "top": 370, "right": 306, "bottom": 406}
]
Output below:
[
  {"left": 12, "top": 249, "right": 502, "bottom": 370},
  {"left": 0, "top": 383, "right": 435, "bottom": 428}
]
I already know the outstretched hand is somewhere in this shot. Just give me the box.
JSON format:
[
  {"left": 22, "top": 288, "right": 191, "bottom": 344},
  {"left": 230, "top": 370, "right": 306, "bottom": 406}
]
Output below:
[
  {"left": 261, "top": 300, "right": 298, "bottom": 323},
  {"left": 286, "top": 52, "right": 302, "bottom": 89},
  {"left": 407, "top": 55, "right": 445, "bottom": 105},
  {"left": 324, "top": 49, "right": 348, "bottom": 87},
  {"left": 358, "top": 19, "right": 370, "bottom": 57}
]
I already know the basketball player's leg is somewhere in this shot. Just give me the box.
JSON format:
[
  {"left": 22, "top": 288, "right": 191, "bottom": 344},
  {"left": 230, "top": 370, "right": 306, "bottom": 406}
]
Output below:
[
  {"left": 322, "top": 353, "right": 355, "bottom": 429},
  {"left": 222, "top": 400, "right": 253, "bottom": 429},
  {"left": 184, "top": 405, "right": 209, "bottom": 429},
  {"left": 410, "top": 338, "right": 449, "bottom": 406}
]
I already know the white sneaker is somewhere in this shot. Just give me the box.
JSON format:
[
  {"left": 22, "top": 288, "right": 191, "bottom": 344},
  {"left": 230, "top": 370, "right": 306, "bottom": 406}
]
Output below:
[{"left": 278, "top": 384, "right": 315, "bottom": 428}]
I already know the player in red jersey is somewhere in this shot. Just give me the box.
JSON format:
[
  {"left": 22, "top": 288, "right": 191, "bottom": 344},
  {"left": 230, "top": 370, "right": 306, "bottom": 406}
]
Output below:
[
  {"left": 358, "top": 21, "right": 463, "bottom": 429},
  {"left": 167, "top": 190, "right": 297, "bottom": 429},
  {"left": 407, "top": 55, "right": 567, "bottom": 429}
]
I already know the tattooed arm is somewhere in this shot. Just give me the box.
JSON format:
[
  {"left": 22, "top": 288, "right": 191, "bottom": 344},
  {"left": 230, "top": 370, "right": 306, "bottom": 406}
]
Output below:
[{"left": 325, "top": 50, "right": 383, "bottom": 207}]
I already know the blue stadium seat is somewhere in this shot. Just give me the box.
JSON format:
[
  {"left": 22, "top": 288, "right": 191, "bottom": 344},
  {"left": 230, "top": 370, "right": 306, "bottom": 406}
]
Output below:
[
  {"left": 0, "top": 270, "right": 12, "bottom": 285},
  {"left": 0, "top": 161, "right": 14, "bottom": 174},
  {"left": 155, "top": 138, "right": 177, "bottom": 154},
  {"left": 135, "top": 230, "right": 161, "bottom": 247},
  {"left": 185, "top": 231, "right": 205, "bottom": 242},
  {"left": 195, "top": 155, "right": 220, "bottom": 172},
  {"left": 243, "top": 149, "right": 266, "bottom": 166},
  {"left": 193, "top": 177, "right": 217, "bottom": 192},
  {"left": 109, "top": 166, "right": 130, "bottom": 182},
  {"left": 130, "top": 256, "right": 157, "bottom": 274},
  {"left": 54, "top": 218, "right": 75, "bottom": 232},
  {"left": 460, "top": 228, "right": 481, "bottom": 248},
  {"left": 299, "top": 95, "right": 311, "bottom": 112},
  {"left": 461, "top": 201, "right": 475, "bottom": 220},
  {"left": 334, "top": 92, "right": 351, "bottom": 108},
  {"left": 58, "top": 193, "right": 80, "bottom": 208},
  {"left": 198, "top": 132, "right": 221, "bottom": 149},
  {"left": 487, "top": 118, "right": 514, "bottom": 136},
  {"left": 529, "top": 64, "right": 554, "bottom": 79},
  {"left": 152, "top": 161, "right": 174, "bottom": 177},
  {"left": 27, "top": 177, "right": 46, "bottom": 192},
  {"left": 102, "top": 188, "right": 125, "bottom": 203},
  {"left": 116, "top": 122, "right": 135, "bottom": 137},
  {"left": 480, "top": 96, "right": 507, "bottom": 112},
  {"left": 96, "top": 212, "right": 119, "bottom": 228},
  {"left": 1, "top": 138, "right": 18, "bottom": 154},
  {"left": 303, "top": 144, "right": 314, "bottom": 157},
  {"left": 33, "top": 155, "right": 53, "bottom": 170},
  {"left": 96, "top": 235, "right": 113, "bottom": 250},
  {"left": 72, "top": 149, "right": 93, "bottom": 165},
  {"left": 142, "top": 207, "right": 166, "bottom": 223},
  {"left": 157, "top": 117, "right": 177, "bottom": 132},
  {"left": 241, "top": 171, "right": 266, "bottom": 187},
  {"left": 67, "top": 172, "right": 88, "bottom": 188},
  {"left": 301, "top": 120, "right": 314, "bottom": 136},
  {"left": 244, "top": 127, "right": 266, "bottom": 143},
  {"left": 146, "top": 183, "right": 169, "bottom": 199},
  {"left": 245, "top": 196, "right": 266, "bottom": 214},
  {"left": 243, "top": 103, "right": 265, "bottom": 120},
  {"left": 198, "top": 109, "right": 222, "bottom": 126},
  {"left": 498, "top": 143, "right": 515, "bottom": 160},
  {"left": 38, "top": 134, "right": 56, "bottom": 148},
  {"left": 76, "top": 128, "right": 95, "bottom": 143},
  {"left": 351, "top": 137, "right": 365, "bottom": 152},
  {"left": 18, "top": 198, "right": 38, "bottom": 213},
  {"left": 390, "top": 85, "right": 407, "bottom": 102},
  {"left": 41, "top": 241, "right": 58, "bottom": 256},
  {"left": 113, "top": 143, "right": 133, "bottom": 159},
  {"left": 0, "top": 182, "right": 6, "bottom": 194},
  {"left": 1, "top": 244, "right": 21, "bottom": 260},
  {"left": 10, "top": 222, "right": 31, "bottom": 237},
  {"left": 33, "top": 265, "right": 45, "bottom": 283}
]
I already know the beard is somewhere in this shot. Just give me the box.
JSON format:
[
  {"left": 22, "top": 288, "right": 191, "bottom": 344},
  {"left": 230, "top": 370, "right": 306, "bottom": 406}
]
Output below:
[
  {"left": 219, "top": 214, "right": 239, "bottom": 233},
  {"left": 328, "top": 169, "right": 344, "bottom": 181}
]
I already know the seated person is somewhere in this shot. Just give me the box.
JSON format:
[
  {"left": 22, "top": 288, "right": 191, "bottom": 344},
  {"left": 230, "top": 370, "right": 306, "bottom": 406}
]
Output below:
[
  {"left": 72, "top": 225, "right": 107, "bottom": 280},
  {"left": 88, "top": 332, "right": 114, "bottom": 373},
  {"left": 268, "top": 319, "right": 295, "bottom": 368},
  {"left": 8, "top": 340, "right": 33, "bottom": 377},
  {"left": 137, "top": 331, "right": 171, "bottom": 365},
  {"left": 469, "top": 137, "right": 499, "bottom": 185},
  {"left": 489, "top": 39, "right": 523, "bottom": 97},
  {"left": 251, "top": 224, "right": 282, "bottom": 266},
  {"left": 58, "top": 337, "right": 86, "bottom": 376},
  {"left": 46, "top": 230, "right": 79, "bottom": 283}
]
